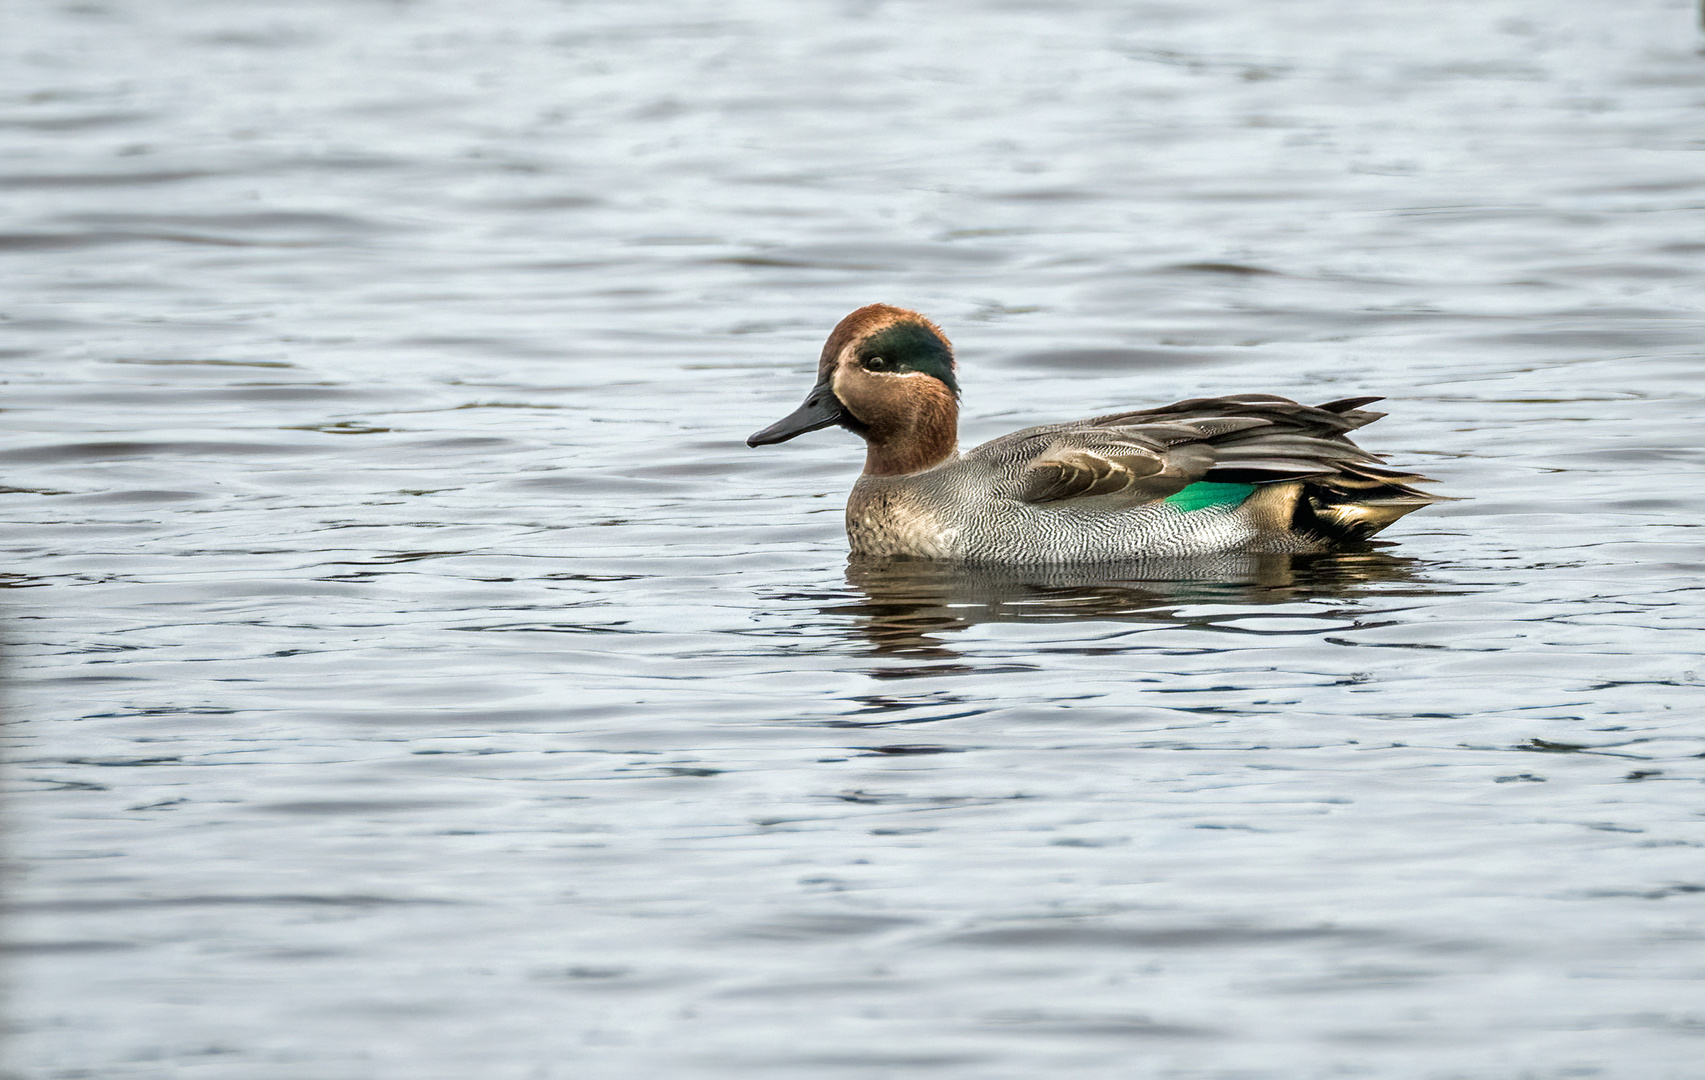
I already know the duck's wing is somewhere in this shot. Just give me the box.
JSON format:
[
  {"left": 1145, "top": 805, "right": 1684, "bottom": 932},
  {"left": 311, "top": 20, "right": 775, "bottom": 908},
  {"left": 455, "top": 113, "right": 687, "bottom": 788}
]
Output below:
[
  {"left": 1087, "top": 394, "right": 1388, "bottom": 435},
  {"left": 978, "top": 396, "right": 1396, "bottom": 507}
]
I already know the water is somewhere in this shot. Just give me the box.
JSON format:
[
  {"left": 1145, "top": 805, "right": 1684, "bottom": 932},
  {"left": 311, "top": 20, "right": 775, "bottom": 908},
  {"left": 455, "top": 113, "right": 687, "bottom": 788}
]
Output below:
[{"left": 4, "top": 1, "right": 1704, "bottom": 1077}]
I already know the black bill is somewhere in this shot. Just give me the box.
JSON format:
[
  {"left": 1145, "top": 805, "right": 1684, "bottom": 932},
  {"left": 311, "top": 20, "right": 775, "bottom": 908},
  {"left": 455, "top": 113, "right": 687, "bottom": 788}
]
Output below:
[{"left": 747, "top": 382, "right": 846, "bottom": 446}]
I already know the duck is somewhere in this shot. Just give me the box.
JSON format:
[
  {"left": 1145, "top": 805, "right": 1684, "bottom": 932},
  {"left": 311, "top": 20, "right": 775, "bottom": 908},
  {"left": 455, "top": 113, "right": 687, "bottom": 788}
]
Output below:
[{"left": 747, "top": 304, "right": 1450, "bottom": 563}]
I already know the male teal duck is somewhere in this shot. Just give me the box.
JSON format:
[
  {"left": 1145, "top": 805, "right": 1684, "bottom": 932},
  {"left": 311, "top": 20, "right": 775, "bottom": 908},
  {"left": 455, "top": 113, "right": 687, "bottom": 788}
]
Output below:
[{"left": 748, "top": 304, "right": 1449, "bottom": 562}]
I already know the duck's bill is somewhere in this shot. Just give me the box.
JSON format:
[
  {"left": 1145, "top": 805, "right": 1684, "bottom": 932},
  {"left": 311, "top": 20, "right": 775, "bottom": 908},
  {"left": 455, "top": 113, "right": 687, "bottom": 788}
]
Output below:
[{"left": 747, "top": 384, "right": 845, "bottom": 446}]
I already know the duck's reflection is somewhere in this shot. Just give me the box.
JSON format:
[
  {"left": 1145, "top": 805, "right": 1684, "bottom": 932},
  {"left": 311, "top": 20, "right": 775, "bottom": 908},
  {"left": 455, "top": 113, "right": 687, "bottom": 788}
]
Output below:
[{"left": 827, "top": 549, "right": 1433, "bottom": 661}]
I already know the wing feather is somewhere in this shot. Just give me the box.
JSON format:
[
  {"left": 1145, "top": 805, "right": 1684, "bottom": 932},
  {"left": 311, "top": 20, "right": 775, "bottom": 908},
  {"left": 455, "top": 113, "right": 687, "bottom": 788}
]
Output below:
[{"left": 973, "top": 394, "right": 1437, "bottom": 509}]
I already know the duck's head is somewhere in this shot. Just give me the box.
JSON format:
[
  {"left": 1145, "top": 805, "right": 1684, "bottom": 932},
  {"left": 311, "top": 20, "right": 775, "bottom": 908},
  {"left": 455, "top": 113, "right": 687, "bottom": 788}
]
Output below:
[{"left": 747, "top": 304, "right": 960, "bottom": 476}]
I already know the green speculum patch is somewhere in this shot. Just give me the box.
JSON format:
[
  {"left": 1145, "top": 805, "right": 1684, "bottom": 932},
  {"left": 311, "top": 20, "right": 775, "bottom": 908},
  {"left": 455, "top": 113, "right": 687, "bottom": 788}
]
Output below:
[
  {"left": 861, "top": 322, "right": 958, "bottom": 394},
  {"left": 1163, "top": 482, "right": 1256, "bottom": 511}
]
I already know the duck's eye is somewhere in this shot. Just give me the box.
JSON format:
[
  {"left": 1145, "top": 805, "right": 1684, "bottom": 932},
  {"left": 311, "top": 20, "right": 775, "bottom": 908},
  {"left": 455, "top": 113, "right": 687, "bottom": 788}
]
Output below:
[{"left": 864, "top": 356, "right": 890, "bottom": 371}]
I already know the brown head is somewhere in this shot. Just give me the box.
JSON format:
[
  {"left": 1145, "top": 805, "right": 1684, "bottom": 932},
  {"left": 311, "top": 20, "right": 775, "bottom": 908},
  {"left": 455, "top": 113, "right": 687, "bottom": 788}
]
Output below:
[{"left": 747, "top": 304, "right": 960, "bottom": 476}]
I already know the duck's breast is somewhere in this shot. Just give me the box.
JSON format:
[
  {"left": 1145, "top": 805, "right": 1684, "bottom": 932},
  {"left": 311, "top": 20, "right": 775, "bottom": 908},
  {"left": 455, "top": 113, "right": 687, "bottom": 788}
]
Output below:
[{"left": 845, "top": 475, "right": 965, "bottom": 559}]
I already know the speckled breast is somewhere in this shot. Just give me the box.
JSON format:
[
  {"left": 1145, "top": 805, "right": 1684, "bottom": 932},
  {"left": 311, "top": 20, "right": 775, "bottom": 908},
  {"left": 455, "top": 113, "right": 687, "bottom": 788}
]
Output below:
[{"left": 845, "top": 479, "right": 964, "bottom": 559}]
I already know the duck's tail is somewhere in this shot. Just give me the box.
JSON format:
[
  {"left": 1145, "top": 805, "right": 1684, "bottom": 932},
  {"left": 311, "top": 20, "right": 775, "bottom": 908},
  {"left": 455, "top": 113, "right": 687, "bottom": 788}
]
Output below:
[{"left": 1292, "top": 462, "right": 1456, "bottom": 542}]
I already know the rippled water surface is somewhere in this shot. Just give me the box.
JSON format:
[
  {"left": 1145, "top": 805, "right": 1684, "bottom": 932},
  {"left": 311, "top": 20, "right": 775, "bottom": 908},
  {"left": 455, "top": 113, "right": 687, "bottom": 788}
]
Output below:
[{"left": 5, "top": 1, "right": 1705, "bottom": 1077}]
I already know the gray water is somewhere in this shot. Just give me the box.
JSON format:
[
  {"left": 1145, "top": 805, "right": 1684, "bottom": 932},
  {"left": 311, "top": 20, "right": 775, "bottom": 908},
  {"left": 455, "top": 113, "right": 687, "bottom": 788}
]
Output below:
[{"left": 4, "top": 1, "right": 1705, "bottom": 1077}]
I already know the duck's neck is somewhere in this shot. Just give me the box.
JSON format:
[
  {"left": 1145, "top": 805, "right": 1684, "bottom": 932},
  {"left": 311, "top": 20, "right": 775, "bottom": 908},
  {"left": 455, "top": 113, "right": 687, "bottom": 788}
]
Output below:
[{"left": 861, "top": 384, "right": 959, "bottom": 477}]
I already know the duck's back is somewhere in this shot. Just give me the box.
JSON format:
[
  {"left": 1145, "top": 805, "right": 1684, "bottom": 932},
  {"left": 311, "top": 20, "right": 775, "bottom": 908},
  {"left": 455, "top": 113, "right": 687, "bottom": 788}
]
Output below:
[{"left": 847, "top": 395, "right": 1448, "bottom": 562}]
